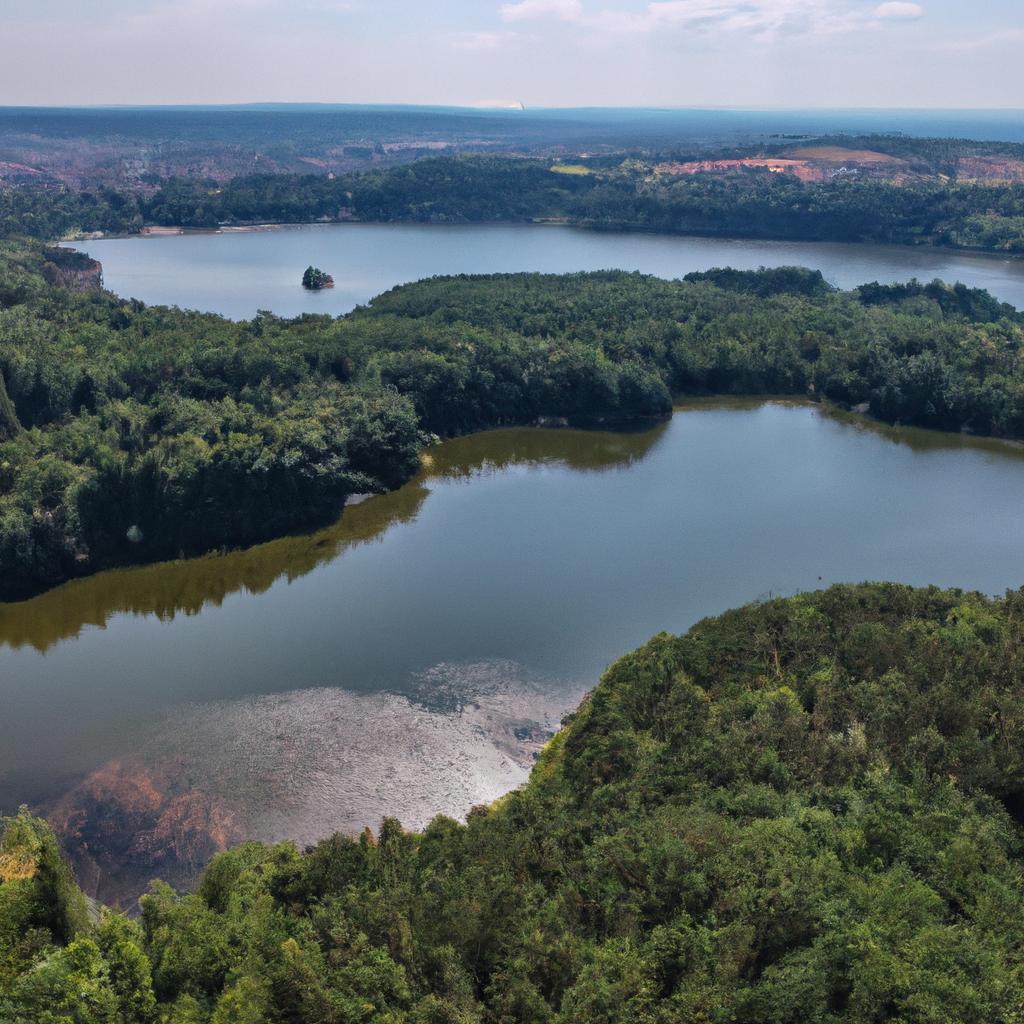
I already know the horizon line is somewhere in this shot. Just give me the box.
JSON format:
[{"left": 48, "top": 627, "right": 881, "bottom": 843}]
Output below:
[{"left": 2, "top": 102, "right": 1024, "bottom": 114}]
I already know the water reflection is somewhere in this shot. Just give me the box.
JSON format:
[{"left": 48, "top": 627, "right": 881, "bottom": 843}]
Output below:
[
  {"left": 0, "top": 422, "right": 669, "bottom": 653},
  {"left": 47, "top": 660, "right": 579, "bottom": 907},
  {"left": 678, "top": 396, "right": 1024, "bottom": 459},
  {"left": 7, "top": 401, "right": 1024, "bottom": 907}
]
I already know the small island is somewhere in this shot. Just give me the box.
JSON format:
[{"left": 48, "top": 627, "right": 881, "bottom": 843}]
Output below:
[{"left": 301, "top": 265, "right": 334, "bottom": 290}]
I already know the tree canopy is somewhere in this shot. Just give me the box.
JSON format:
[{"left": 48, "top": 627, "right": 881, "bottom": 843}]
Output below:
[
  {"left": 5, "top": 148, "right": 1024, "bottom": 251},
  {"left": 3, "top": 582, "right": 1024, "bottom": 1021},
  {"left": 2, "top": 240, "right": 1023, "bottom": 598},
  {"left": 302, "top": 266, "right": 334, "bottom": 290}
]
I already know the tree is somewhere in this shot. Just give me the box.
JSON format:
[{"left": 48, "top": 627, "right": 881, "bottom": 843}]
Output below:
[{"left": 301, "top": 265, "right": 334, "bottom": 290}]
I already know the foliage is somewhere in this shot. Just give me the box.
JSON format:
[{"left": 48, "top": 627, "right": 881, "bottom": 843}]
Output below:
[
  {"left": 2, "top": 240, "right": 1024, "bottom": 598},
  {"left": 0, "top": 246, "right": 675, "bottom": 598},
  {"left": 301, "top": 265, "right": 334, "bottom": 290},
  {"left": 7, "top": 146, "right": 1024, "bottom": 251},
  {"left": 4, "top": 583, "right": 1024, "bottom": 1020},
  {"left": 0, "top": 807, "right": 89, "bottom": 998}
]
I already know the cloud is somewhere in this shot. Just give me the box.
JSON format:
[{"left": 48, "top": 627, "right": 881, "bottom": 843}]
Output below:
[
  {"left": 499, "top": 0, "right": 927, "bottom": 37},
  {"left": 118, "top": 0, "right": 359, "bottom": 34},
  {"left": 873, "top": 2, "right": 923, "bottom": 19},
  {"left": 500, "top": 0, "right": 583, "bottom": 21},
  {"left": 499, "top": 0, "right": 873, "bottom": 37},
  {"left": 454, "top": 30, "right": 507, "bottom": 50},
  {"left": 929, "top": 27, "right": 1024, "bottom": 52}
]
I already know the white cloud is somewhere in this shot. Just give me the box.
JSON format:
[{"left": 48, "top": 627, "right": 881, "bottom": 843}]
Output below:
[
  {"left": 500, "top": 0, "right": 583, "bottom": 21},
  {"left": 119, "top": 0, "right": 359, "bottom": 34},
  {"left": 499, "top": 0, "right": 926, "bottom": 37},
  {"left": 929, "top": 27, "right": 1024, "bottom": 52},
  {"left": 874, "top": 2, "right": 923, "bottom": 19},
  {"left": 454, "top": 30, "right": 507, "bottom": 50}
]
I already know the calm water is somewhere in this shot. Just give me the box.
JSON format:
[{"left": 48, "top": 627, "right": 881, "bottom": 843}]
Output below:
[
  {"left": 67, "top": 223, "right": 1024, "bottom": 319},
  {"left": 3, "top": 401, "right": 1024, "bottom": 900}
]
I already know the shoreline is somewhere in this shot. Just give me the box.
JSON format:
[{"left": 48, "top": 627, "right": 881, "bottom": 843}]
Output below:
[
  {"left": 3, "top": 396, "right": 1022, "bottom": 614},
  {"left": 60, "top": 219, "right": 1024, "bottom": 260}
]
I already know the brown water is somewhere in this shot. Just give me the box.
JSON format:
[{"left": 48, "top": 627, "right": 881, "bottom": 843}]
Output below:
[{"left": 3, "top": 401, "right": 1024, "bottom": 903}]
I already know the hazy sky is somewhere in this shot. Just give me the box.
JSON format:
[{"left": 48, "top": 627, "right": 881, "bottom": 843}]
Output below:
[{"left": 2, "top": 0, "right": 1021, "bottom": 108}]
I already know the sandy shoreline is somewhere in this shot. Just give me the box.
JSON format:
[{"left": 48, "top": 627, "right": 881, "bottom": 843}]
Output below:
[
  {"left": 140, "top": 222, "right": 303, "bottom": 237},
  {"left": 66, "top": 218, "right": 579, "bottom": 242},
  {"left": 57, "top": 220, "right": 1024, "bottom": 260}
]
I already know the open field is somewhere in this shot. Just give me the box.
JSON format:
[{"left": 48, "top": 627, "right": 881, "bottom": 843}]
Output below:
[{"left": 788, "top": 145, "right": 904, "bottom": 163}]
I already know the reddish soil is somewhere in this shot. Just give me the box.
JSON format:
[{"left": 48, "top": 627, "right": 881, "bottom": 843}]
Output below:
[
  {"left": 957, "top": 156, "right": 1024, "bottom": 183},
  {"left": 656, "top": 158, "right": 832, "bottom": 183},
  {"left": 46, "top": 759, "right": 241, "bottom": 908},
  {"left": 787, "top": 146, "right": 903, "bottom": 164},
  {"left": 656, "top": 147, "right": 910, "bottom": 184}
]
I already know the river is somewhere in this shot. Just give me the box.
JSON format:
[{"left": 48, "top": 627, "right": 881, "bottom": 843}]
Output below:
[{"left": 3, "top": 400, "right": 1024, "bottom": 904}]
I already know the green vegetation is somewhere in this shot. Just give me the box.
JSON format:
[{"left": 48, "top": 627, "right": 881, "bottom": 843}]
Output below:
[
  {"left": 583, "top": 175, "right": 1024, "bottom": 251},
  {"left": 0, "top": 187, "right": 146, "bottom": 240},
  {"left": 549, "top": 163, "right": 593, "bottom": 176},
  {"left": 4, "top": 582, "right": 1024, "bottom": 1020},
  {"left": 302, "top": 265, "right": 334, "bottom": 290},
  {"left": 0, "top": 243, "right": 670, "bottom": 599},
  {"left": 2, "top": 240, "right": 1023, "bottom": 598},
  {"left": 5, "top": 142, "right": 1024, "bottom": 250}
]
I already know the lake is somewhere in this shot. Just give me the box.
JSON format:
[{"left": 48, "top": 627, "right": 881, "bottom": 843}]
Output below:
[
  {"left": 3, "top": 400, "right": 1024, "bottom": 904},
  {"left": 66, "top": 223, "right": 1024, "bottom": 319}
]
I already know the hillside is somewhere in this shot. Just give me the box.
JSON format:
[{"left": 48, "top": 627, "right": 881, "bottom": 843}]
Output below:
[
  {"left": 6, "top": 141, "right": 1024, "bottom": 251},
  {"left": 3, "top": 582, "right": 1024, "bottom": 1020}
]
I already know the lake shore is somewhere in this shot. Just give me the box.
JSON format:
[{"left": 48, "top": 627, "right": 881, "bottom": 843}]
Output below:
[
  {"left": 7, "top": 399, "right": 1024, "bottom": 908},
  {"left": 60, "top": 218, "right": 1024, "bottom": 260}
]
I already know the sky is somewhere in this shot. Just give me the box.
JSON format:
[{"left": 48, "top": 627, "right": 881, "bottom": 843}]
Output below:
[{"left": 1, "top": 0, "right": 1021, "bottom": 109}]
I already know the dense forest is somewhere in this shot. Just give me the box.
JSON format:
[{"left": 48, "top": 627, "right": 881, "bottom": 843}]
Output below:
[
  {"left": 4, "top": 147, "right": 1024, "bottom": 251},
  {"left": 2, "top": 240, "right": 1023, "bottom": 598},
  {"left": 4, "top": 582, "right": 1024, "bottom": 1021}
]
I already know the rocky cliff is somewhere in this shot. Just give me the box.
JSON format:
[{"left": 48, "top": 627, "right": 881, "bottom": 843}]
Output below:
[{"left": 41, "top": 247, "right": 102, "bottom": 292}]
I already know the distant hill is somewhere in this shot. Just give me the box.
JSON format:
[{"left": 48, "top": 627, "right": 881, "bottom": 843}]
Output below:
[{"left": 2, "top": 106, "right": 1024, "bottom": 188}]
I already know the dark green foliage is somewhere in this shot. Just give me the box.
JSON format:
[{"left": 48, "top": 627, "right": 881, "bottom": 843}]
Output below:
[
  {"left": 0, "top": 808, "right": 89, "bottom": 948},
  {"left": 2, "top": 239, "right": 1024, "bottom": 598},
  {"left": 575, "top": 173, "right": 1024, "bottom": 251},
  {"left": 0, "top": 187, "right": 145, "bottom": 239},
  {"left": 353, "top": 269, "right": 1024, "bottom": 438},
  {"left": 4, "top": 584, "right": 1024, "bottom": 1020},
  {"left": 682, "top": 266, "right": 834, "bottom": 298},
  {"left": 0, "top": 372, "right": 19, "bottom": 441},
  {"left": 0, "top": 242, "right": 430, "bottom": 599},
  {"left": 142, "top": 158, "right": 595, "bottom": 229},
  {"left": 0, "top": 248, "right": 677, "bottom": 599},
  {"left": 302, "top": 265, "right": 333, "bottom": 290},
  {"left": 7, "top": 144, "right": 1024, "bottom": 251}
]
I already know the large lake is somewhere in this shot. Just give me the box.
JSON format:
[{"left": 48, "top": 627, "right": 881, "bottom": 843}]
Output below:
[
  {"left": 67, "top": 223, "right": 1024, "bottom": 318},
  {"left": 25, "top": 224, "right": 1024, "bottom": 903},
  {"left": 3, "top": 400, "right": 1024, "bottom": 903}
]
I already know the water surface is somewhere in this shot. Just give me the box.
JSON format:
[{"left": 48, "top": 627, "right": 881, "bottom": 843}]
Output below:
[
  {"left": 2, "top": 402, "right": 1024, "bottom": 901},
  {"left": 68, "top": 223, "right": 1024, "bottom": 319}
]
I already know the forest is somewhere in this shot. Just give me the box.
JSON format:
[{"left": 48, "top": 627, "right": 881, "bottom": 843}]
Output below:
[
  {"left": 4, "top": 581, "right": 1024, "bottom": 1021},
  {"left": 2, "top": 240, "right": 1023, "bottom": 599},
  {"left": 4, "top": 146, "right": 1024, "bottom": 251}
]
